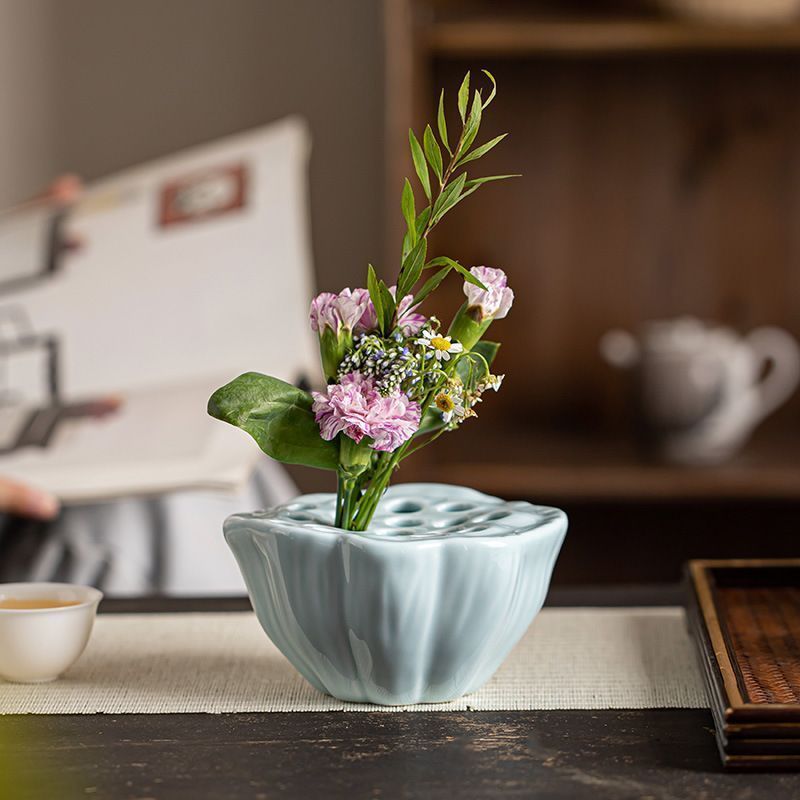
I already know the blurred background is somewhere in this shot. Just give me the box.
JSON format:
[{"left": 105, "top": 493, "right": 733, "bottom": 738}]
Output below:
[{"left": 2, "top": 0, "right": 800, "bottom": 590}]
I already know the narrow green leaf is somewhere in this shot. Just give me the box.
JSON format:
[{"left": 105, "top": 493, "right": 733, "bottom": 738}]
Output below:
[
  {"left": 481, "top": 69, "right": 497, "bottom": 109},
  {"left": 415, "top": 206, "right": 431, "bottom": 236},
  {"left": 378, "top": 280, "right": 396, "bottom": 332},
  {"left": 412, "top": 265, "right": 451, "bottom": 307},
  {"left": 437, "top": 89, "right": 451, "bottom": 156},
  {"left": 457, "top": 71, "right": 470, "bottom": 123},
  {"left": 460, "top": 173, "right": 521, "bottom": 201},
  {"left": 431, "top": 172, "right": 467, "bottom": 224},
  {"left": 398, "top": 237, "right": 427, "bottom": 299},
  {"left": 453, "top": 262, "right": 487, "bottom": 289},
  {"left": 409, "top": 129, "right": 431, "bottom": 201},
  {"left": 367, "top": 263, "right": 384, "bottom": 332},
  {"left": 401, "top": 178, "right": 417, "bottom": 247},
  {"left": 402, "top": 230, "right": 412, "bottom": 262},
  {"left": 460, "top": 90, "right": 483, "bottom": 155},
  {"left": 208, "top": 373, "right": 338, "bottom": 470},
  {"left": 465, "top": 173, "right": 521, "bottom": 187},
  {"left": 456, "top": 133, "right": 507, "bottom": 167},
  {"left": 423, "top": 124, "right": 443, "bottom": 183},
  {"left": 426, "top": 255, "right": 487, "bottom": 291}
]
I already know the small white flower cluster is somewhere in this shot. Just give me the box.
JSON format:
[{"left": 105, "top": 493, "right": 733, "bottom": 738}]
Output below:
[{"left": 433, "top": 371, "right": 505, "bottom": 428}]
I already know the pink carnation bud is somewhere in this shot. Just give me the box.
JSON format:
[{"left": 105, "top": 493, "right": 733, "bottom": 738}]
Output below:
[
  {"left": 463, "top": 266, "right": 514, "bottom": 321},
  {"left": 312, "top": 284, "right": 428, "bottom": 338},
  {"left": 395, "top": 291, "right": 426, "bottom": 336},
  {"left": 343, "top": 288, "right": 378, "bottom": 334},
  {"left": 309, "top": 290, "right": 366, "bottom": 335}
]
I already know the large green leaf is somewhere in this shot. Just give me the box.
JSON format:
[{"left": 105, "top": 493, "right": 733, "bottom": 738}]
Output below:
[
  {"left": 469, "top": 340, "right": 501, "bottom": 374},
  {"left": 455, "top": 341, "right": 500, "bottom": 386},
  {"left": 208, "top": 373, "right": 338, "bottom": 470}
]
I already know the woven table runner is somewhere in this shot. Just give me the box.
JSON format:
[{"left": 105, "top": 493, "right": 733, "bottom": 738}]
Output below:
[{"left": 0, "top": 608, "right": 706, "bottom": 713}]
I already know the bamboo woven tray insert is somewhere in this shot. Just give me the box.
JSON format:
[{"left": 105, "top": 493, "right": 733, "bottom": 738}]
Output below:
[{"left": 687, "top": 559, "right": 800, "bottom": 770}]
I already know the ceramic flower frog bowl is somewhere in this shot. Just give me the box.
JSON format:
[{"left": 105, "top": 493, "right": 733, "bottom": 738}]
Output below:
[
  {"left": 209, "top": 71, "right": 567, "bottom": 704},
  {"left": 225, "top": 484, "right": 566, "bottom": 705}
]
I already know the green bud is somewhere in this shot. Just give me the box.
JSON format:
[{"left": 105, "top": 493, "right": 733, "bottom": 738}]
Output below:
[
  {"left": 339, "top": 435, "right": 372, "bottom": 477},
  {"left": 448, "top": 302, "right": 491, "bottom": 352},
  {"left": 319, "top": 327, "right": 352, "bottom": 382}
]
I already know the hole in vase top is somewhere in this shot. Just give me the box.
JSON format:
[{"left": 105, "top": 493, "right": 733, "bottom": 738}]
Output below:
[
  {"left": 286, "top": 512, "right": 313, "bottom": 522},
  {"left": 465, "top": 525, "right": 490, "bottom": 535},
  {"left": 386, "top": 518, "right": 422, "bottom": 528},
  {"left": 485, "top": 511, "right": 511, "bottom": 521},
  {"left": 438, "top": 503, "right": 473, "bottom": 513},
  {"left": 389, "top": 500, "right": 423, "bottom": 514}
]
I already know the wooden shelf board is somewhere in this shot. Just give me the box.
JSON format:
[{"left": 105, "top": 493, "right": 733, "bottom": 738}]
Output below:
[
  {"left": 402, "top": 428, "right": 800, "bottom": 501},
  {"left": 425, "top": 18, "right": 800, "bottom": 56}
]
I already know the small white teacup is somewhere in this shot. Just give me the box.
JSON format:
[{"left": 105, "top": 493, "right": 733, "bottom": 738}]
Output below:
[{"left": 0, "top": 582, "right": 102, "bottom": 683}]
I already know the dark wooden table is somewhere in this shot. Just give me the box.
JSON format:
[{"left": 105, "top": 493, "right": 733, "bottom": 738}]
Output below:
[{"left": 2, "top": 587, "right": 799, "bottom": 800}]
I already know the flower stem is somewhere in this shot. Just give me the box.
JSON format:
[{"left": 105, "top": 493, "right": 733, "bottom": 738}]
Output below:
[{"left": 334, "top": 471, "right": 346, "bottom": 528}]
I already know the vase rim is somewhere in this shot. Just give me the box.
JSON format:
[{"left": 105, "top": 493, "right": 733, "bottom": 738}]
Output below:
[{"left": 225, "top": 482, "right": 567, "bottom": 545}]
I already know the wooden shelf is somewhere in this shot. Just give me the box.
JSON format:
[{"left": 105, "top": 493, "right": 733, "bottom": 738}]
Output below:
[
  {"left": 403, "top": 427, "right": 800, "bottom": 502},
  {"left": 425, "top": 17, "right": 800, "bottom": 56}
]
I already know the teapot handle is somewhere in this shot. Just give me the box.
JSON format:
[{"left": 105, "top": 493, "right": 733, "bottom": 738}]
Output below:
[{"left": 746, "top": 327, "right": 800, "bottom": 423}]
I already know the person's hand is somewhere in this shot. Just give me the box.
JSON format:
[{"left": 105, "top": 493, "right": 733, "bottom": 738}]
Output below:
[
  {"left": 39, "top": 174, "right": 84, "bottom": 253},
  {"left": 40, "top": 173, "right": 82, "bottom": 205},
  {"left": 0, "top": 175, "right": 88, "bottom": 521},
  {"left": 0, "top": 478, "right": 59, "bottom": 520}
]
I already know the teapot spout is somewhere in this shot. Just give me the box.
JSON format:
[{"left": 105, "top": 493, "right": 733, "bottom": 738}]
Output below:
[{"left": 600, "top": 329, "right": 640, "bottom": 369}]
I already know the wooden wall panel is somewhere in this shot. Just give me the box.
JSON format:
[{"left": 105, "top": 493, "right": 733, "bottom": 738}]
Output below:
[{"left": 416, "top": 55, "right": 800, "bottom": 431}]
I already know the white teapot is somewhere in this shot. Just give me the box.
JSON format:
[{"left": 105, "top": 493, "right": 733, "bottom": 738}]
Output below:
[{"left": 600, "top": 317, "right": 800, "bottom": 464}]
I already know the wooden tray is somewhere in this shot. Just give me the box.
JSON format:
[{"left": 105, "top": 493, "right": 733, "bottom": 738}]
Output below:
[{"left": 686, "top": 559, "right": 800, "bottom": 770}]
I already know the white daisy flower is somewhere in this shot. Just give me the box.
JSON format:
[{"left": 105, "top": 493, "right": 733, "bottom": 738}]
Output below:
[
  {"left": 434, "top": 391, "right": 458, "bottom": 422},
  {"left": 415, "top": 329, "right": 464, "bottom": 362}
]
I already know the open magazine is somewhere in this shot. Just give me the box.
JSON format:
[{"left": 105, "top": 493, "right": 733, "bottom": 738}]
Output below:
[{"left": 0, "top": 117, "right": 318, "bottom": 503}]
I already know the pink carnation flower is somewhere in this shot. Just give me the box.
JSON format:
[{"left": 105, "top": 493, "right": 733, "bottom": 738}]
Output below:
[
  {"left": 463, "top": 266, "right": 514, "bottom": 321},
  {"left": 312, "top": 373, "right": 421, "bottom": 452}
]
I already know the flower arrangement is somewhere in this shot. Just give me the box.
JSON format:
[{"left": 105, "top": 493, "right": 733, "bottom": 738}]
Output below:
[{"left": 209, "top": 71, "right": 516, "bottom": 531}]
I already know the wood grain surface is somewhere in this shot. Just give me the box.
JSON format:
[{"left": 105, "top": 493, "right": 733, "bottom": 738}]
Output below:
[{"left": 3, "top": 710, "right": 800, "bottom": 800}]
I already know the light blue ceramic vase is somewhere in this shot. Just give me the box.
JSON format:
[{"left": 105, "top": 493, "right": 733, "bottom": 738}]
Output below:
[{"left": 225, "top": 483, "right": 567, "bottom": 706}]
